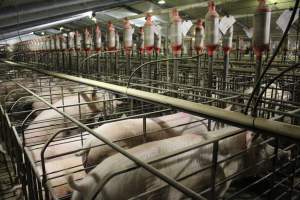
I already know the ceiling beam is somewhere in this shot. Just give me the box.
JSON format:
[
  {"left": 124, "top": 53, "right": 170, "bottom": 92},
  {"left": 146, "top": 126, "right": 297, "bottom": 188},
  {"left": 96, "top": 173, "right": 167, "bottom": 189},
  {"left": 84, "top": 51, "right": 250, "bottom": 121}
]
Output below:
[{"left": 0, "top": 0, "right": 143, "bottom": 40}]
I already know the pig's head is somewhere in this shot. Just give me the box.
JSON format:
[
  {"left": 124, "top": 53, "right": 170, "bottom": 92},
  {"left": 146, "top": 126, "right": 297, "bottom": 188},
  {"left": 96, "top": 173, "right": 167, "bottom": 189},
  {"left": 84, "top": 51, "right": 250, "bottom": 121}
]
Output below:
[
  {"left": 82, "top": 90, "right": 123, "bottom": 115},
  {"left": 245, "top": 133, "right": 290, "bottom": 177}
]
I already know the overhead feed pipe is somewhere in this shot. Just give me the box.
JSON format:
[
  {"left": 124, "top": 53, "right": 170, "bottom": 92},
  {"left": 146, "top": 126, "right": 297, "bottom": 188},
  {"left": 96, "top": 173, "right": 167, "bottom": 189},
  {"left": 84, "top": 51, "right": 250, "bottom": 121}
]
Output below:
[
  {"left": 5, "top": 60, "right": 300, "bottom": 142},
  {"left": 222, "top": 25, "right": 233, "bottom": 92},
  {"left": 49, "top": 36, "right": 55, "bottom": 67},
  {"left": 83, "top": 27, "right": 92, "bottom": 74},
  {"left": 60, "top": 33, "right": 68, "bottom": 72},
  {"left": 74, "top": 30, "right": 82, "bottom": 73},
  {"left": 137, "top": 27, "right": 145, "bottom": 78},
  {"left": 13, "top": 82, "right": 205, "bottom": 200},
  {"left": 94, "top": 24, "right": 102, "bottom": 75},
  {"left": 55, "top": 34, "right": 61, "bottom": 71},
  {"left": 251, "top": 0, "right": 271, "bottom": 117},
  {"left": 123, "top": 18, "right": 134, "bottom": 76},
  {"left": 170, "top": 8, "right": 183, "bottom": 88},
  {"left": 67, "top": 31, "right": 75, "bottom": 72},
  {"left": 194, "top": 19, "right": 205, "bottom": 87},
  {"left": 253, "top": 62, "right": 300, "bottom": 116},
  {"left": 154, "top": 25, "right": 162, "bottom": 82},
  {"left": 107, "top": 21, "right": 116, "bottom": 75},
  {"left": 245, "top": 0, "right": 300, "bottom": 115},
  {"left": 205, "top": 0, "right": 219, "bottom": 130},
  {"left": 77, "top": 25, "right": 117, "bottom": 76},
  {"left": 205, "top": 1, "right": 219, "bottom": 97},
  {"left": 144, "top": 14, "right": 155, "bottom": 82}
]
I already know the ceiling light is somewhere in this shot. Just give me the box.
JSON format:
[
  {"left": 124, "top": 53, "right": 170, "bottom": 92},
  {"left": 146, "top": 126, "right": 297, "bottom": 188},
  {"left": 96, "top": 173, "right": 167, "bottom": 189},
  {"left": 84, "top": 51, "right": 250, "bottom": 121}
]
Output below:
[
  {"left": 91, "top": 12, "right": 97, "bottom": 23},
  {"left": 158, "top": 0, "right": 166, "bottom": 5},
  {"left": 41, "top": 32, "right": 45, "bottom": 35},
  {"left": 91, "top": 17, "right": 97, "bottom": 23}
]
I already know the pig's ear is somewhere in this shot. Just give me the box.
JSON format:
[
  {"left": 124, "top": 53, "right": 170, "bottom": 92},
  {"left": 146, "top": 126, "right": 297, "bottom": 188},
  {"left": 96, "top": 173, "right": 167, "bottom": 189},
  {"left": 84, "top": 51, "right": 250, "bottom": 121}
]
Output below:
[
  {"left": 80, "top": 92, "right": 99, "bottom": 112},
  {"left": 115, "top": 100, "right": 123, "bottom": 106},
  {"left": 246, "top": 131, "right": 255, "bottom": 148},
  {"left": 224, "top": 104, "right": 233, "bottom": 111},
  {"left": 91, "top": 90, "right": 97, "bottom": 101},
  {"left": 67, "top": 174, "right": 85, "bottom": 192},
  {"left": 120, "top": 113, "right": 127, "bottom": 118}
]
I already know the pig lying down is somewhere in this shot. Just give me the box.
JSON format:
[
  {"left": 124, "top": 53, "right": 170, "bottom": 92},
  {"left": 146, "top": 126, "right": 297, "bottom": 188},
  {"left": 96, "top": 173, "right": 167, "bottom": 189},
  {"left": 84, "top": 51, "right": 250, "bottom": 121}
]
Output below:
[
  {"left": 24, "top": 90, "right": 121, "bottom": 145},
  {"left": 77, "top": 112, "right": 210, "bottom": 170},
  {"left": 68, "top": 126, "right": 289, "bottom": 200},
  {"left": 29, "top": 135, "right": 88, "bottom": 198}
]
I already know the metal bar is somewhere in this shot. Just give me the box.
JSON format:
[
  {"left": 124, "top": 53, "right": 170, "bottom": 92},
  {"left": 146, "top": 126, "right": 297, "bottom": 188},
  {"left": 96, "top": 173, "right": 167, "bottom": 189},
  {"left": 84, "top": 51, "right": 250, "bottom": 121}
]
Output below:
[
  {"left": 13, "top": 81, "right": 206, "bottom": 200},
  {"left": 4, "top": 61, "right": 300, "bottom": 141}
]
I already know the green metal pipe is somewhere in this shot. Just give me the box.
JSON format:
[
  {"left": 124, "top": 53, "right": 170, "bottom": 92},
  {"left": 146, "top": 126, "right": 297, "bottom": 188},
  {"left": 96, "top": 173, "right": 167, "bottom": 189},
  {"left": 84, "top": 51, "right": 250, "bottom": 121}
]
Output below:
[{"left": 4, "top": 60, "right": 300, "bottom": 141}]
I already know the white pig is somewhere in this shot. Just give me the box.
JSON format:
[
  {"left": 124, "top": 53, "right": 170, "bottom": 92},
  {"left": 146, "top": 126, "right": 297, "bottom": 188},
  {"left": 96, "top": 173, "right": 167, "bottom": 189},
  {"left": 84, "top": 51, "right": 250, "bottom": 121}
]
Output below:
[
  {"left": 24, "top": 90, "right": 121, "bottom": 145},
  {"left": 78, "top": 112, "right": 209, "bottom": 170},
  {"left": 29, "top": 135, "right": 87, "bottom": 198},
  {"left": 68, "top": 127, "right": 289, "bottom": 200},
  {"left": 30, "top": 86, "right": 98, "bottom": 115}
]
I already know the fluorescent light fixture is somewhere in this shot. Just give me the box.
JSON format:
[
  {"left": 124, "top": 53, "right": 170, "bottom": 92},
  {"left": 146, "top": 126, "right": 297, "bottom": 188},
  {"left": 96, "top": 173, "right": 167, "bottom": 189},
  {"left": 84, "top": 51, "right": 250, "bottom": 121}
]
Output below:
[
  {"left": 101, "top": 7, "right": 138, "bottom": 19},
  {"left": 90, "top": 12, "right": 97, "bottom": 23},
  {"left": 158, "top": 0, "right": 166, "bottom": 5},
  {"left": 0, "top": 11, "right": 93, "bottom": 41},
  {"left": 0, "top": 32, "right": 37, "bottom": 45},
  {"left": 91, "top": 17, "right": 97, "bottom": 23}
]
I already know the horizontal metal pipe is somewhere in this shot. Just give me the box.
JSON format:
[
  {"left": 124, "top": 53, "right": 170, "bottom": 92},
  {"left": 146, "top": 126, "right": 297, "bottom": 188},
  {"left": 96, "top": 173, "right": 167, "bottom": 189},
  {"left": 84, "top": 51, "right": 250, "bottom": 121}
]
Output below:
[
  {"left": 4, "top": 60, "right": 300, "bottom": 141},
  {"left": 13, "top": 80, "right": 205, "bottom": 199}
]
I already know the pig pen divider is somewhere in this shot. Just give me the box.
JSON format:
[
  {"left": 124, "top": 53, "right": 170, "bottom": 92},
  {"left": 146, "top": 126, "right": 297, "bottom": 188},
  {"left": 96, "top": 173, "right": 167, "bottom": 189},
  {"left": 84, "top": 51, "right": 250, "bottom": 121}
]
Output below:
[
  {"left": 5, "top": 61, "right": 300, "bottom": 141},
  {"left": 13, "top": 81, "right": 207, "bottom": 200}
]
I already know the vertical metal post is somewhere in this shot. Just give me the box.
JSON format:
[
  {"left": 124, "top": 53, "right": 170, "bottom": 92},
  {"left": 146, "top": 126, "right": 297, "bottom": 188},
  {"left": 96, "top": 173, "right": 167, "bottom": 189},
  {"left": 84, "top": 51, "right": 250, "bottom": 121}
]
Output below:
[
  {"left": 78, "top": 92, "right": 82, "bottom": 120},
  {"left": 76, "top": 51, "right": 80, "bottom": 73},
  {"left": 85, "top": 51, "right": 89, "bottom": 74},
  {"left": 142, "top": 115, "right": 147, "bottom": 143},
  {"left": 196, "top": 53, "right": 202, "bottom": 86},
  {"left": 109, "top": 53, "right": 112, "bottom": 75},
  {"left": 69, "top": 50, "right": 72, "bottom": 72},
  {"left": 105, "top": 52, "right": 109, "bottom": 76},
  {"left": 207, "top": 54, "right": 213, "bottom": 131},
  {"left": 296, "top": 9, "right": 300, "bottom": 63},
  {"left": 288, "top": 145, "right": 298, "bottom": 199},
  {"left": 148, "top": 54, "right": 152, "bottom": 92},
  {"left": 128, "top": 54, "right": 132, "bottom": 76},
  {"left": 210, "top": 141, "right": 219, "bottom": 200},
  {"left": 56, "top": 51, "right": 59, "bottom": 71},
  {"left": 97, "top": 52, "right": 101, "bottom": 76},
  {"left": 62, "top": 51, "right": 65, "bottom": 72},
  {"left": 253, "top": 55, "right": 263, "bottom": 117},
  {"left": 208, "top": 55, "right": 213, "bottom": 97},
  {"left": 154, "top": 52, "right": 159, "bottom": 81},
  {"left": 268, "top": 137, "right": 279, "bottom": 200},
  {"left": 115, "top": 51, "right": 118, "bottom": 75},
  {"left": 223, "top": 51, "right": 229, "bottom": 91}
]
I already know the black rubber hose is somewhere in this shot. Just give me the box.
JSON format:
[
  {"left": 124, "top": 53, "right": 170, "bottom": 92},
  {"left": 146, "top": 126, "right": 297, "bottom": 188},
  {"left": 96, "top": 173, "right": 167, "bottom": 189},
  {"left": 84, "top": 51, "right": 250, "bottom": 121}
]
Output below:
[
  {"left": 244, "top": 0, "right": 300, "bottom": 115},
  {"left": 253, "top": 62, "right": 300, "bottom": 113}
]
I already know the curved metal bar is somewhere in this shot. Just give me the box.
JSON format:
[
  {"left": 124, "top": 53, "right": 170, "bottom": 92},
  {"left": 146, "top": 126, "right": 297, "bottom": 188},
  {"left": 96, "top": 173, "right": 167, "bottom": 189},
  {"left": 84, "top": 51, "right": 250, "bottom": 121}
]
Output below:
[
  {"left": 80, "top": 50, "right": 120, "bottom": 69},
  {"left": 126, "top": 54, "right": 204, "bottom": 89},
  {"left": 4, "top": 88, "right": 37, "bottom": 110},
  {"left": 91, "top": 128, "right": 244, "bottom": 198},
  {"left": 8, "top": 95, "right": 35, "bottom": 113},
  {"left": 5, "top": 61, "right": 300, "bottom": 139},
  {"left": 14, "top": 81, "right": 205, "bottom": 200}
]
